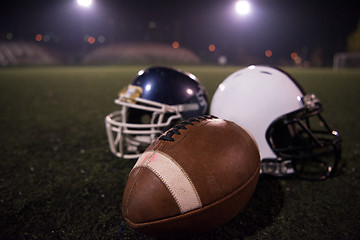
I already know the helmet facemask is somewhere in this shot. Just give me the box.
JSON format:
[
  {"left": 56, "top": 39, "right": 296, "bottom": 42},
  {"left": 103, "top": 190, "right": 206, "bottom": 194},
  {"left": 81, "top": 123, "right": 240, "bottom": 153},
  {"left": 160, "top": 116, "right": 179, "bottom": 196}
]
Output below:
[
  {"left": 263, "top": 94, "right": 342, "bottom": 180},
  {"left": 105, "top": 96, "right": 184, "bottom": 159}
]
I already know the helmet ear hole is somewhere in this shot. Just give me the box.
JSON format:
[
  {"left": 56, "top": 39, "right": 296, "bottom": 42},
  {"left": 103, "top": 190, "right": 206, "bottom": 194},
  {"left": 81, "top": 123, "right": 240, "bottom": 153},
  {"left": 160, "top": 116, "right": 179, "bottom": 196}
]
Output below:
[
  {"left": 267, "top": 120, "right": 292, "bottom": 150},
  {"left": 140, "top": 114, "right": 151, "bottom": 124},
  {"left": 127, "top": 108, "right": 152, "bottom": 124},
  {"left": 267, "top": 119, "right": 308, "bottom": 156}
]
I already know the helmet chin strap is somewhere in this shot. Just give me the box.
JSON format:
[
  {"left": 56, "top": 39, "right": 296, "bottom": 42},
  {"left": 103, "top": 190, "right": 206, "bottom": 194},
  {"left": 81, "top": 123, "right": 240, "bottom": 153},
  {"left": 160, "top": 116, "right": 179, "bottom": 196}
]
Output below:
[
  {"left": 131, "top": 135, "right": 153, "bottom": 145},
  {"left": 260, "top": 159, "right": 295, "bottom": 177},
  {"left": 124, "top": 135, "right": 153, "bottom": 158}
]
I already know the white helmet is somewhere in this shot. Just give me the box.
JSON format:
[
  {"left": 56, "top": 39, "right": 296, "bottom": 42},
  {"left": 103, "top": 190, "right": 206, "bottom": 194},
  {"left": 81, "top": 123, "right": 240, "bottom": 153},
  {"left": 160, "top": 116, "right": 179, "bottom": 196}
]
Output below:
[{"left": 210, "top": 65, "right": 341, "bottom": 180}]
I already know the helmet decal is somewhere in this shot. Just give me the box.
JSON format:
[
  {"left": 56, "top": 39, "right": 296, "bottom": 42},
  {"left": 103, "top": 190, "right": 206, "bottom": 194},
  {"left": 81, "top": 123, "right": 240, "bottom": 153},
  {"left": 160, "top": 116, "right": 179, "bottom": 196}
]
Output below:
[{"left": 118, "top": 85, "right": 143, "bottom": 103}]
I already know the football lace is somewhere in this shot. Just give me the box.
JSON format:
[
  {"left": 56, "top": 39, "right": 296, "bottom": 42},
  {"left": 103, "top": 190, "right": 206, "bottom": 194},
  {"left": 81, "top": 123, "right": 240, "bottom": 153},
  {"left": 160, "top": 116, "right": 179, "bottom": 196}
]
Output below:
[{"left": 159, "top": 115, "right": 218, "bottom": 142}]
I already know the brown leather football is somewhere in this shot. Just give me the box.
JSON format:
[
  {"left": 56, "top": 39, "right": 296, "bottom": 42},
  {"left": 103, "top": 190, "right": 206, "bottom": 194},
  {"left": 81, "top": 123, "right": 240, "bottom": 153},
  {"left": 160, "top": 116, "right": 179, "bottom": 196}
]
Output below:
[{"left": 122, "top": 115, "right": 261, "bottom": 235}]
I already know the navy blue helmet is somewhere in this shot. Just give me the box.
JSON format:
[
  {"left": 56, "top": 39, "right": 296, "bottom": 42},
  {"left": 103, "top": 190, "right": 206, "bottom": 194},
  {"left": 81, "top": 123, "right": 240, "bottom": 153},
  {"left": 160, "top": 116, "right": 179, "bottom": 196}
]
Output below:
[{"left": 105, "top": 66, "right": 208, "bottom": 159}]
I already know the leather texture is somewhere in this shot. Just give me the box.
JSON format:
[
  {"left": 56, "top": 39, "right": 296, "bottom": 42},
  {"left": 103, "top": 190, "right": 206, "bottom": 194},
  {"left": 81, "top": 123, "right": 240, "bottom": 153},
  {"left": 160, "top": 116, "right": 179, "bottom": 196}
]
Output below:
[{"left": 122, "top": 117, "right": 261, "bottom": 235}]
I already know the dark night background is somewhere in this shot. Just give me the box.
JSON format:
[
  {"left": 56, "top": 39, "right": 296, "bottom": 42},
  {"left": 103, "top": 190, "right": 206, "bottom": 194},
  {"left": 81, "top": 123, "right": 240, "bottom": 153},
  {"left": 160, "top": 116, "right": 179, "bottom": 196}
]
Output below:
[
  {"left": 0, "top": 0, "right": 359, "bottom": 65},
  {"left": 1, "top": 1, "right": 360, "bottom": 239}
]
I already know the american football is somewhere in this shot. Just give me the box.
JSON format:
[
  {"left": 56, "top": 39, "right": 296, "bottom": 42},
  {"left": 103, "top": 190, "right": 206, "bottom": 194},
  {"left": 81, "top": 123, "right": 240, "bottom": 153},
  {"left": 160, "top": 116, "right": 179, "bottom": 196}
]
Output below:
[{"left": 122, "top": 115, "right": 261, "bottom": 235}]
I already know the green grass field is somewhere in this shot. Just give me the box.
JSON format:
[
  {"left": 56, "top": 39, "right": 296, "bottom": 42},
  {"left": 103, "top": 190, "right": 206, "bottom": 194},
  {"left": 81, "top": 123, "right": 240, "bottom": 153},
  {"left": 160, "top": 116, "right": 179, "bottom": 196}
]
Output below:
[{"left": 0, "top": 65, "right": 359, "bottom": 239}]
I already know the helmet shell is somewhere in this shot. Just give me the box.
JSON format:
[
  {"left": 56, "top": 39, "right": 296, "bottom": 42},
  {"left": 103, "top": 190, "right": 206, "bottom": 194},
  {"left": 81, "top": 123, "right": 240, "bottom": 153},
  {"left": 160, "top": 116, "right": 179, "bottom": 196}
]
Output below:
[
  {"left": 210, "top": 65, "right": 304, "bottom": 160},
  {"left": 132, "top": 67, "right": 208, "bottom": 119}
]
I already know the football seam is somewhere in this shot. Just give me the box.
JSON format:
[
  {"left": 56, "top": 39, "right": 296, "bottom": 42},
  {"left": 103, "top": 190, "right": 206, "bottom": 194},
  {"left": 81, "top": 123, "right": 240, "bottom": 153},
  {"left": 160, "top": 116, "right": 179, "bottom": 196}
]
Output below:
[
  {"left": 160, "top": 119, "right": 211, "bottom": 152},
  {"left": 176, "top": 120, "right": 211, "bottom": 145},
  {"left": 125, "top": 160, "right": 261, "bottom": 227}
]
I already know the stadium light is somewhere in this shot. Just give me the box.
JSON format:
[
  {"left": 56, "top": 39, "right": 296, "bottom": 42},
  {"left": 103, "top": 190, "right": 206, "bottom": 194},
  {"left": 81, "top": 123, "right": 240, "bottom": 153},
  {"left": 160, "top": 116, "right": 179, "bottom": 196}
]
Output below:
[
  {"left": 265, "top": 50, "right": 272, "bottom": 58},
  {"left": 209, "top": 44, "right": 216, "bottom": 52},
  {"left": 172, "top": 41, "right": 180, "bottom": 49},
  {"left": 77, "top": 0, "right": 92, "bottom": 8},
  {"left": 235, "top": 1, "right": 251, "bottom": 15}
]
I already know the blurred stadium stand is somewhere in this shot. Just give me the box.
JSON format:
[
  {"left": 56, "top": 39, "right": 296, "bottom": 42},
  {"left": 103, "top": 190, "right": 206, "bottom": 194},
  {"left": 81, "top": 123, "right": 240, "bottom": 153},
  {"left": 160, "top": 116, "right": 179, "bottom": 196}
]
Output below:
[
  {"left": 0, "top": 42, "right": 61, "bottom": 66},
  {"left": 0, "top": 42, "right": 201, "bottom": 66},
  {"left": 82, "top": 43, "right": 201, "bottom": 65}
]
